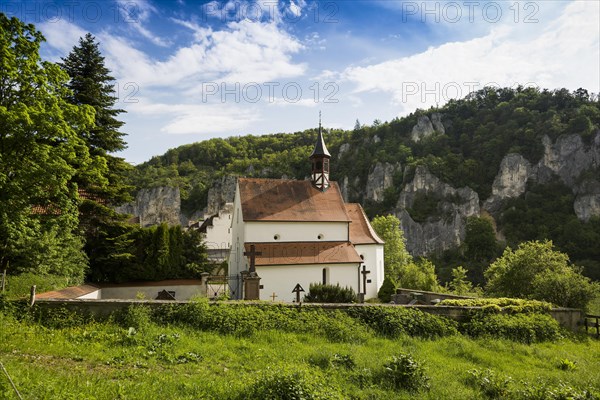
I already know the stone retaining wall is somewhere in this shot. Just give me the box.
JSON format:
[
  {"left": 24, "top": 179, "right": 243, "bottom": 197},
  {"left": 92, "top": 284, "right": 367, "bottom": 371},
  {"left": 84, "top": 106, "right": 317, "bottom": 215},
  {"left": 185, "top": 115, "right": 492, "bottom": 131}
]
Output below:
[{"left": 30, "top": 299, "right": 584, "bottom": 331}]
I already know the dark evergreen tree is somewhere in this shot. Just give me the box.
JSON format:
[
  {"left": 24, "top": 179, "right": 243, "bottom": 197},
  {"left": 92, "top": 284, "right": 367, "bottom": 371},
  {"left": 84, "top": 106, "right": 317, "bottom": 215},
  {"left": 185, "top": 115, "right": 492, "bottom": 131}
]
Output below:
[{"left": 60, "top": 33, "right": 134, "bottom": 280}]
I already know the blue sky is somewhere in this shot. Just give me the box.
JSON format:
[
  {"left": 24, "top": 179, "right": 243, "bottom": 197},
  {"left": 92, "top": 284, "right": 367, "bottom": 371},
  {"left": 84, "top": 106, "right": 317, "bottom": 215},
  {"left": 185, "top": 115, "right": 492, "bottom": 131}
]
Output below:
[{"left": 3, "top": 0, "right": 599, "bottom": 163}]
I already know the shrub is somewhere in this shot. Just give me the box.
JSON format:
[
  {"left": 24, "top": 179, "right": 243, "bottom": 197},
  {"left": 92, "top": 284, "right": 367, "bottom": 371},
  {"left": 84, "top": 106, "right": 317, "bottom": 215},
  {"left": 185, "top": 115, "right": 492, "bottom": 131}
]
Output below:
[
  {"left": 114, "top": 305, "right": 152, "bottom": 331},
  {"left": 485, "top": 240, "right": 598, "bottom": 310},
  {"left": 439, "top": 298, "right": 553, "bottom": 314},
  {"left": 558, "top": 358, "right": 577, "bottom": 371},
  {"left": 378, "top": 276, "right": 396, "bottom": 303},
  {"left": 532, "top": 268, "right": 599, "bottom": 311},
  {"left": 462, "top": 313, "right": 562, "bottom": 343},
  {"left": 516, "top": 382, "right": 600, "bottom": 400},
  {"left": 304, "top": 283, "right": 356, "bottom": 303},
  {"left": 466, "top": 369, "right": 512, "bottom": 399},
  {"left": 29, "top": 306, "right": 90, "bottom": 329},
  {"left": 379, "top": 353, "right": 430, "bottom": 392},
  {"left": 239, "top": 367, "right": 343, "bottom": 400},
  {"left": 347, "top": 306, "right": 458, "bottom": 338}
]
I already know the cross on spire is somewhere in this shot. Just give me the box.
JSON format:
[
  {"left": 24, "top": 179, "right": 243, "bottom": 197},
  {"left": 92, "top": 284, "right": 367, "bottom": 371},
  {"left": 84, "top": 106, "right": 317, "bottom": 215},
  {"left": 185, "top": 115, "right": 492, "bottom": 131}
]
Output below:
[{"left": 310, "top": 112, "right": 331, "bottom": 191}]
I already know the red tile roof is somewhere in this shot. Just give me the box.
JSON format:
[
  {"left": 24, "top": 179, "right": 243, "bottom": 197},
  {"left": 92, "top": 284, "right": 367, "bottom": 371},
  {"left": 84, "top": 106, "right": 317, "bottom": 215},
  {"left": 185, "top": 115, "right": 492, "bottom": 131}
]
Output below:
[
  {"left": 30, "top": 189, "right": 108, "bottom": 215},
  {"left": 238, "top": 178, "right": 350, "bottom": 222},
  {"left": 36, "top": 284, "right": 100, "bottom": 299},
  {"left": 244, "top": 242, "right": 362, "bottom": 266},
  {"left": 345, "top": 203, "right": 384, "bottom": 245}
]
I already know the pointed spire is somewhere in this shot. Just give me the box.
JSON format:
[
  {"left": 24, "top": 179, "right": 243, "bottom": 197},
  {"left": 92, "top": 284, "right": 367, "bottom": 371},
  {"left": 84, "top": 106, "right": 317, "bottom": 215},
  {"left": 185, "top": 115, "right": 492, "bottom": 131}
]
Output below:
[{"left": 310, "top": 111, "right": 331, "bottom": 158}]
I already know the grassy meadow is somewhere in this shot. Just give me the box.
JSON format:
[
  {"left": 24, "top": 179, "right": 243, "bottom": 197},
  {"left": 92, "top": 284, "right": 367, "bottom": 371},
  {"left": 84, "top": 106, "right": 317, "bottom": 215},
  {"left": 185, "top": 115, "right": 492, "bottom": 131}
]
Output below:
[{"left": 1, "top": 302, "right": 599, "bottom": 400}]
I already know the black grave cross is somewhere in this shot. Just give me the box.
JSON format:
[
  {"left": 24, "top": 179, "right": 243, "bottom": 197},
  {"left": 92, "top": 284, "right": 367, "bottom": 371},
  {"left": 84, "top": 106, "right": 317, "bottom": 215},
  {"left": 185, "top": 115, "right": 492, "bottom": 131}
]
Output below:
[
  {"left": 244, "top": 244, "right": 262, "bottom": 274},
  {"left": 361, "top": 265, "right": 371, "bottom": 295},
  {"left": 292, "top": 283, "right": 305, "bottom": 303}
]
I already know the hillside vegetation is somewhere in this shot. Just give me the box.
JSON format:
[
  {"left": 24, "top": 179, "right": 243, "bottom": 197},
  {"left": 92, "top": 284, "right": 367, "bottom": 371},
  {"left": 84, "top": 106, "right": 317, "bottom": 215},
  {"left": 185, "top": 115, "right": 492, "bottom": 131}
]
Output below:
[
  {"left": 128, "top": 87, "right": 600, "bottom": 280},
  {"left": 1, "top": 302, "right": 599, "bottom": 399}
]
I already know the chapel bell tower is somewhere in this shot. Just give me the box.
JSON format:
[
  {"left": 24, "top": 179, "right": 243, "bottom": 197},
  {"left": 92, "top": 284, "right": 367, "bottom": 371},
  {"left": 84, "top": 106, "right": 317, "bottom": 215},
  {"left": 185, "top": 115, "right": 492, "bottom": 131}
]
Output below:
[{"left": 310, "top": 112, "right": 331, "bottom": 191}]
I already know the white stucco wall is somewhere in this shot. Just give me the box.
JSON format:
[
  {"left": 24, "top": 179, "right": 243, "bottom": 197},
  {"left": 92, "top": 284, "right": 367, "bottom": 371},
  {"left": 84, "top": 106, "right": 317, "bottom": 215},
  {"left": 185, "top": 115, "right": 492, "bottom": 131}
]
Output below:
[
  {"left": 245, "top": 221, "right": 349, "bottom": 243},
  {"left": 256, "top": 263, "right": 361, "bottom": 302},
  {"left": 204, "top": 203, "right": 233, "bottom": 256},
  {"left": 100, "top": 284, "right": 203, "bottom": 300},
  {"left": 354, "top": 244, "right": 385, "bottom": 299},
  {"left": 77, "top": 290, "right": 102, "bottom": 300}
]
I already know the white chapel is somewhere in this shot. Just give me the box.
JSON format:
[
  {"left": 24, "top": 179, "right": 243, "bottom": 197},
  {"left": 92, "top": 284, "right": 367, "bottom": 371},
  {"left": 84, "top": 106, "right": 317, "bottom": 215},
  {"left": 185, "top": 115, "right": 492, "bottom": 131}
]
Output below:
[{"left": 228, "top": 123, "right": 385, "bottom": 302}]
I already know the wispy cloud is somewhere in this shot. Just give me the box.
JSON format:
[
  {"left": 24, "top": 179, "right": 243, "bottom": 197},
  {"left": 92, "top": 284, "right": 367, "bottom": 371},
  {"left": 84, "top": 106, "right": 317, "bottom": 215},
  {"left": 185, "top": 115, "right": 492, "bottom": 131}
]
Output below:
[
  {"left": 115, "top": 0, "right": 170, "bottom": 46},
  {"left": 342, "top": 1, "right": 600, "bottom": 113},
  {"left": 128, "top": 98, "right": 261, "bottom": 134},
  {"left": 103, "top": 18, "right": 305, "bottom": 89}
]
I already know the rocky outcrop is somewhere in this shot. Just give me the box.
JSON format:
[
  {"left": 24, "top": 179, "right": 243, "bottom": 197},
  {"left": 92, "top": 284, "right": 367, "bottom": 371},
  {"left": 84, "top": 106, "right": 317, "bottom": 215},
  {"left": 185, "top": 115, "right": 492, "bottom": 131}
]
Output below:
[
  {"left": 484, "top": 153, "right": 532, "bottom": 213},
  {"left": 575, "top": 193, "right": 600, "bottom": 222},
  {"left": 395, "top": 166, "right": 479, "bottom": 256},
  {"left": 206, "top": 175, "right": 238, "bottom": 215},
  {"left": 365, "top": 162, "right": 400, "bottom": 202},
  {"left": 339, "top": 175, "right": 361, "bottom": 203},
  {"left": 574, "top": 179, "right": 600, "bottom": 222},
  {"left": 338, "top": 143, "right": 350, "bottom": 160},
  {"left": 536, "top": 133, "right": 600, "bottom": 187},
  {"left": 411, "top": 113, "right": 444, "bottom": 142},
  {"left": 116, "top": 186, "right": 182, "bottom": 227},
  {"left": 340, "top": 176, "right": 349, "bottom": 202}
]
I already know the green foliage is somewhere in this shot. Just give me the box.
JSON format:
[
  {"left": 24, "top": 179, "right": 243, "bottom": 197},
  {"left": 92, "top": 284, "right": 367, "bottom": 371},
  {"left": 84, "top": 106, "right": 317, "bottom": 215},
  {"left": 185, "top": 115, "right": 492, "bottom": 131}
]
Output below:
[
  {"left": 449, "top": 266, "right": 474, "bottom": 295},
  {"left": 463, "top": 313, "right": 562, "bottom": 343},
  {"left": 406, "top": 192, "right": 442, "bottom": 222},
  {"left": 89, "top": 223, "right": 209, "bottom": 282},
  {"left": 154, "top": 301, "right": 371, "bottom": 343},
  {"left": 371, "top": 215, "right": 413, "bottom": 280},
  {"left": 348, "top": 306, "right": 458, "bottom": 339},
  {"left": 500, "top": 183, "right": 600, "bottom": 281},
  {"left": 467, "top": 368, "right": 599, "bottom": 400},
  {"left": 2, "top": 304, "right": 600, "bottom": 399},
  {"left": 377, "top": 276, "right": 396, "bottom": 302},
  {"left": 114, "top": 305, "right": 153, "bottom": 331},
  {"left": 558, "top": 358, "right": 577, "bottom": 371},
  {"left": 485, "top": 240, "right": 599, "bottom": 310},
  {"left": 531, "top": 268, "right": 599, "bottom": 311},
  {"left": 397, "top": 258, "right": 441, "bottom": 292},
  {"left": 240, "top": 367, "right": 342, "bottom": 400},
  {"left": 439, "top": 298, "right": 553, "bottom": 314},
  {"left": 0, "top": 14, "right": 96, "bottom": 280},
  {"left": 379, "top": 353, "right": 430, "bottom": 392},
  {"left": 2, "top": 272, "right": 73, "bottom": 300},
  {"left": 304, "top": 283, "right": 357, "bottom": 303},
  {"left": 466, "top": 368, "right": 512, "bottom": 399}
]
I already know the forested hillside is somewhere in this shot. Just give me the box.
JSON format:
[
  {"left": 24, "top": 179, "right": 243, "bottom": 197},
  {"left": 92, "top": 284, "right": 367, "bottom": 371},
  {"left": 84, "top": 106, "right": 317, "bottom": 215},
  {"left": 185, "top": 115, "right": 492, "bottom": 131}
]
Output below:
[{"left": 128, "top": 87, "right": 600, "bottom": 281}]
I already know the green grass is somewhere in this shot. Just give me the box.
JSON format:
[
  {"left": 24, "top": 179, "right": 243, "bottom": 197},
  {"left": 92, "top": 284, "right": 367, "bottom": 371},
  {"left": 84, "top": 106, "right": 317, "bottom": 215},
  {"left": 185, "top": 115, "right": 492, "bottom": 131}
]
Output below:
[{"left": 1, "top": 311, "right": 599, "bottom": 399}]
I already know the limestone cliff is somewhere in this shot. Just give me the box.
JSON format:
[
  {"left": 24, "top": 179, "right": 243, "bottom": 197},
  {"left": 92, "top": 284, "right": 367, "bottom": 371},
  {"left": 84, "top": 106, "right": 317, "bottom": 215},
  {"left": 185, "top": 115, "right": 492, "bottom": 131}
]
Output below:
[
  {"left": 395, "top": 166, "right": 480, "bottom": 256},
  {"left": 116, "top": 186, "right": 182, "bottom": 227},
  {"left": 206, "top": 175, "right": 238, "bottom": 215},
  {"left": 411, "top": 113, "right": 445, "bottom": 142},
  {"left": 365, "top": 162, "right": 401, "bottom": 202},
  {"left": 483, "top": 153, "right": 532, "bottom": 213}
]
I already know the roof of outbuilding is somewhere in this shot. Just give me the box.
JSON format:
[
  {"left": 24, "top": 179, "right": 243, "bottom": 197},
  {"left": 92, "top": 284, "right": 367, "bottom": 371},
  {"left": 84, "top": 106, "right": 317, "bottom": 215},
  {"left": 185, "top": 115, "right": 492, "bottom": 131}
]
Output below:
[
  {"left": 238, "top": 178, "right": 350, "bottom": 222},
  {"left": 345, "top": 203, "right": 385, "bottom": 245},
  {"left": 36, "top": 284, "right": 100, "bottom": 299},
  {"left": 244, "top": 241, "right": 362, "bottom": 266}
]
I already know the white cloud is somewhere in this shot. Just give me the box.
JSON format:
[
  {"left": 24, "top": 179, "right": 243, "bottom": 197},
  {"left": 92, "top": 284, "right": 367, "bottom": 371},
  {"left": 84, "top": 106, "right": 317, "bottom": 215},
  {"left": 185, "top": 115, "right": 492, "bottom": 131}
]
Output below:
[
  {"left": 342, "top": 1, "right": 600, "bottom": 113},
  {"left": 39, "top": 20, "right": 87, "bottom": 56},
  {"left": 101, "top": 19, "right": 305, "bottom": 89},
  {"left": 128, "top": 98, "right": 261, "bottom": 134},
  {"left": 115, "top": 0, "right": 170, "bottom": 46}
]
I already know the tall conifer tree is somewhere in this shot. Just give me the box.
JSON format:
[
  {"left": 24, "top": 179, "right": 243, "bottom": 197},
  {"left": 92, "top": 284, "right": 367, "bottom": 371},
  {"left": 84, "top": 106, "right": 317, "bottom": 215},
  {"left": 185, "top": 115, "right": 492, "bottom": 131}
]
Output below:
[{"left": 60, "top": 33, "right": 134, "bottom": 280}]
